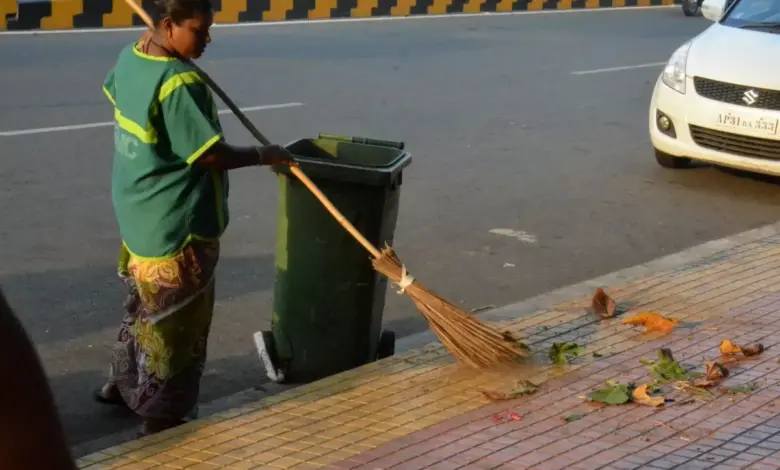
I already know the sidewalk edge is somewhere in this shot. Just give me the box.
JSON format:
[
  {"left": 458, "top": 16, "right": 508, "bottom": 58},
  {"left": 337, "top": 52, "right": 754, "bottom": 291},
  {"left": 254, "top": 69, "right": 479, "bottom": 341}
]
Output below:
[{"left": 71, "top": 220, "right": 780, "bottom": 458}]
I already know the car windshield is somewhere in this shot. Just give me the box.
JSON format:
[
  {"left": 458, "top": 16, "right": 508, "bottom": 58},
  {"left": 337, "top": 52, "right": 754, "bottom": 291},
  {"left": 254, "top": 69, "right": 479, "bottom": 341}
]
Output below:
[{"left": 721, "top": 0, "right": 780, "bottom": 29}]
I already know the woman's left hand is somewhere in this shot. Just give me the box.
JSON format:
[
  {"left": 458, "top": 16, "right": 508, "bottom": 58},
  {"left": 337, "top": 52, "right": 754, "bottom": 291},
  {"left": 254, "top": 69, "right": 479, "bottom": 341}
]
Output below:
[{"left": 258, "top": 145, "right": 297, "bottom": 166}]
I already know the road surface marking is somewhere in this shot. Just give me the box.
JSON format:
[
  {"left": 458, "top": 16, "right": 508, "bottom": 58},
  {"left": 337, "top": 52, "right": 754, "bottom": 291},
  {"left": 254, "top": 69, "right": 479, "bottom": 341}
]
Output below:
[
  {"left": 489, "top": 229, "right": 538, "bottom": 244},
  {"left": 0, "top": 6, "right": 675, "bottom": 36},
  {"left": 570, "top": 62, "right": 667, "bottom": 75},
  {"left": 0, "top": 102, "right": 304, "bottom": 137}
]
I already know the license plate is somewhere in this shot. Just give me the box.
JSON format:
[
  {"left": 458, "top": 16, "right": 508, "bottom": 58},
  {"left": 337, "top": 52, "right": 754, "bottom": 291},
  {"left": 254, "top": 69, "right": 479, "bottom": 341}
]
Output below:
[{"left": 715, "top": 111, "right": 779, "bottom": 137}]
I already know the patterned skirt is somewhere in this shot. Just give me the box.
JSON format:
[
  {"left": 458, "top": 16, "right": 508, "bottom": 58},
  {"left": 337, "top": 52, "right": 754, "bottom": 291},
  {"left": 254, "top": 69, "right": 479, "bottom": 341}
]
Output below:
[{"left": 108, "top": 239, "right": 219, "bottom": 422}]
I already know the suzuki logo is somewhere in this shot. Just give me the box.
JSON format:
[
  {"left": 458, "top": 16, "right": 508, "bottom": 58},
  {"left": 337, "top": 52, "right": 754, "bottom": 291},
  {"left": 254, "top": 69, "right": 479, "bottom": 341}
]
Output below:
[{"left": 743, "top": 89, "right": 759, "bottom": 106}]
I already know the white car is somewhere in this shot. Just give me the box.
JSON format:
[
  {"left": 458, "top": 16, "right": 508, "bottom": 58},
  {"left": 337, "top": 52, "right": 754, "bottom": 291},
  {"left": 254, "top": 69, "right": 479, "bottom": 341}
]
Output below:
[{"left": 649, "top": 0, "right": 780, "bottom": 176}]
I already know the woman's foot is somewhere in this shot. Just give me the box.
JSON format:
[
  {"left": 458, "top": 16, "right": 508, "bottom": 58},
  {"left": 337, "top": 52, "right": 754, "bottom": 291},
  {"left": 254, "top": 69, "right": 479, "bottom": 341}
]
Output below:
[
  {"left": 92, "top": 383, "right": 126, "bottom": 407},
  {"left": 137, "top": 418, "right": 186, "bottom": 438}
]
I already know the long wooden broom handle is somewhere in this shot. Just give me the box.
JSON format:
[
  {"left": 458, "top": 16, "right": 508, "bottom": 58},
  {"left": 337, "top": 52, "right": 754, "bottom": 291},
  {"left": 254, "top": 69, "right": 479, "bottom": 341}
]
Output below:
[{"left": 122, "top": 0, "right": 383, "bottom": 260}]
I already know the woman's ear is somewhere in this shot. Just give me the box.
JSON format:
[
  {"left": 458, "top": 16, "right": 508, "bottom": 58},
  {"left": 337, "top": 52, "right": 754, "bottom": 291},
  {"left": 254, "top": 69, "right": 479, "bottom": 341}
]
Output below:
[{"left": 160, "top": 17, "right": 174, "bottom": 40}]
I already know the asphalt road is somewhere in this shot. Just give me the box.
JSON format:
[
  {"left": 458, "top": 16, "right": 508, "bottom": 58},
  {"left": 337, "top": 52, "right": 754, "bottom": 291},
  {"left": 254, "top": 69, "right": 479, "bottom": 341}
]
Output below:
[{"left": 2, "top": 7, "right": 779, "bottom": 451}]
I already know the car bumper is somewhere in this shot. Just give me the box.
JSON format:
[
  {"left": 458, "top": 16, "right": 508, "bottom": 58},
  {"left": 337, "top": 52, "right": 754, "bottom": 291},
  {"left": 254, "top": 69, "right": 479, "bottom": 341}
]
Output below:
[{"left": 649, "top": 75, "right": 780, "bottom": 176}]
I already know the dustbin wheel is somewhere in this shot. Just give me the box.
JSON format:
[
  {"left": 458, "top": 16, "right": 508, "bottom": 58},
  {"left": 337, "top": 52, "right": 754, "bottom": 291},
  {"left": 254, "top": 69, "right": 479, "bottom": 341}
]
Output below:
[{"left": 377, "top": 330, "right": 396, "bottom": 360}]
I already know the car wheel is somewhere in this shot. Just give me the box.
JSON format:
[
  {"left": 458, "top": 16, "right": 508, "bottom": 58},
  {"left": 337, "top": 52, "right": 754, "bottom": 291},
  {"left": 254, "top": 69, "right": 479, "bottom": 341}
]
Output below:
[
  {"left": 682, "top": 0, "right": 700, "bottom": 16},
  {"left": 655, "top": 149, "right": 692, "bottom": 169}
]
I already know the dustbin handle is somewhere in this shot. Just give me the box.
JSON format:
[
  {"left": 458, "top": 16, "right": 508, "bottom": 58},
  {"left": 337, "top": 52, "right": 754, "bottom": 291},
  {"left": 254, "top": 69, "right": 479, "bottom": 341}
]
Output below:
[{"left": 318, "top": 134, "right": 405, "bottom": 150}]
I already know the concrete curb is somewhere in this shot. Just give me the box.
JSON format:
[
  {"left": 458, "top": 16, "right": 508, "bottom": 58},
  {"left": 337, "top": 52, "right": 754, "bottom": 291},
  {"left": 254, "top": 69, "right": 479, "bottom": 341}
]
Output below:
[{"left": 71, "top": 220, "right": 780, "bottom": 458}]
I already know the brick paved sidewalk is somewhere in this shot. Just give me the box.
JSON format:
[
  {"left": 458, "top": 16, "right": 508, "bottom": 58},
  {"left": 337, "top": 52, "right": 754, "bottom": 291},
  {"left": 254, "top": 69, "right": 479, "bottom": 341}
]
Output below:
[{"left": 77, "top": 234, "right": 780, "bottom": 470}]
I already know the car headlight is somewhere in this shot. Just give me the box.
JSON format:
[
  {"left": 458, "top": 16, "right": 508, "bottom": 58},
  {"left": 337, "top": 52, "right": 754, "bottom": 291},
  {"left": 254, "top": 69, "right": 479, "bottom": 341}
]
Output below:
[{"left": 661, "top": 42, "right": 692, "bottom": 94}]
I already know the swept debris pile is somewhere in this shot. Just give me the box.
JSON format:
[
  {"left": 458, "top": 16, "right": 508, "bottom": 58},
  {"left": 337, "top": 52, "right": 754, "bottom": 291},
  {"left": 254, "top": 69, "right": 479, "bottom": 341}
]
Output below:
[{"left": 480, "top": 288, "right": 768, "bottom": 419}]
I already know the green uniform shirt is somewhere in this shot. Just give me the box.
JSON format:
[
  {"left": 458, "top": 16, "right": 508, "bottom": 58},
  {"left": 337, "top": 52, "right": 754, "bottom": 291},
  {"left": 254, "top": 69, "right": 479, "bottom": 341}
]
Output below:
[{"left": 104, "top": 42, "right": 229, "bottom": 259}]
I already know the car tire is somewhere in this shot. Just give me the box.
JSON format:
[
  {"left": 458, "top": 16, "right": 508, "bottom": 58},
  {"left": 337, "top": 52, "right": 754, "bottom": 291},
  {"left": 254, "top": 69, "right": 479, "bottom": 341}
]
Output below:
[
  {"left": 655, "top": 149, "right": 692, "bottom": 169},
  {"left": 682, "top": 0, "right": 700, "bottom": 16}
]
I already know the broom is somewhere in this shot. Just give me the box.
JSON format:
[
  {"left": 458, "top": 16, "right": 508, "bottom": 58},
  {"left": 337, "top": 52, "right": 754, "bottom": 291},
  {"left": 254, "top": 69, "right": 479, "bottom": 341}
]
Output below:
[{"left": 120, "top": 0, "right": 528, "bottom": 368}]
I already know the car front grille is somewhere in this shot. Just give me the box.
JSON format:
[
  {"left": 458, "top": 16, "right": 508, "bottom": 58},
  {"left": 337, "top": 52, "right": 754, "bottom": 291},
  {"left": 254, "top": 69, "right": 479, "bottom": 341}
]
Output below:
[
  {"left": 689, "top": 125, "right": 780, "bottom": 160},
  {"left": 693, "top": 77, "right": 780, "bottom": 112}
]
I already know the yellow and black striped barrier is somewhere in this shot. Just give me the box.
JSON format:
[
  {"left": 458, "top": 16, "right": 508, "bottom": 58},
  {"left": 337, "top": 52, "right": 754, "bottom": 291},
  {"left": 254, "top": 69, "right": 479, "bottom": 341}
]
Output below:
[{"left": 2, "top": 0, "right": 677, "bottom": 31}]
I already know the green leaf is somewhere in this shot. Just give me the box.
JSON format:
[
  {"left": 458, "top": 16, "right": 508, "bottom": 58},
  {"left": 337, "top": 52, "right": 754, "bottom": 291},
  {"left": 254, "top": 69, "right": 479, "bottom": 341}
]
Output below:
[
  {"left": 564, "top": 412, "right": 587, "bottom": 423},
  {"left": 588, "top": 381, "right": 633, "bottom": 405},
  {"left": 515, "top": 341, "right": 530, "bottom": 351},
  {"left": 509, "top": 380, "right": 538, "bottom": 396},
  {"left": 724, "top": 382, "right": 759, "bottom": 394},
  {"left": 649, "top": 350, "right": 690, "bottom": 383},
  {"left": 548, "top": 342, "right": 583, "bottom": 365}
]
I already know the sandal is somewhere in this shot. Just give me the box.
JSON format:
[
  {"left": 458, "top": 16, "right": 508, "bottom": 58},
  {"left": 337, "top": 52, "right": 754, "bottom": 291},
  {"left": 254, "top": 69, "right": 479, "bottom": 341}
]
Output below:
[{"left": 92, "top": 384, "right": 127, "bottom": 407}]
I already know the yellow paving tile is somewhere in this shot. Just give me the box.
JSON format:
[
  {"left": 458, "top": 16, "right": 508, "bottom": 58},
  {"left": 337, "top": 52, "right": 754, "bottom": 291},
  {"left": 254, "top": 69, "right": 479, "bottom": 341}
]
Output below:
[
  {"left": 267, "top": 456, "right": 305, "bottom": 468},
  {"left": 200, "top": 440, "right": 252, "bottom": 455},
  {"left": 119, "top": 462, "right": 158, "bottom": 469},
  {"left": 139, "top": 452, "right": 178, "bottom": 465},
  {"left": 78, "top": 451, "right": 114, "bottom": 464},
  {"left": 221, "top": 447, "right": 259, "bottom": 460},
  {"left": 319, "top": 439, "right": 350, "bottom": 451},
  {"left": 340, "top": 443, "right": 373, "bottom": 454},
  {"left": 238, "top": 430, "right": 277, "bottom": 442},
  {"left": 94, "top": 457, "right": 136, "bottom": 469},
  {"left": 296, "top": 446, "right": 331, "bottom": 458},
  {"left": 203, "top": 455, "right": 242, "bottom": 466},
  {"left": 224, "top": 460, "right": 269, "bottom": 469},
  {"left": 246, "top": 451, "right": 289, "bottom": 464},
  {"left": 181, "top": 463, "right": 219, "bottom": 470},
  {"left": 279, "top": 441, "right": 311, "bottom": 452},
  {"left": 178, "top": 451, "right": 214, "bottom": 463},
  {"left": 158, "top": 460, "right": 194, "bottom": 469},
  {"left": 290, "top": 463, "right": 324, "bottom": 470},
  {"left": 163, "top": 447, "right": 195, "bottom": 459},
  {"left": 297, "top": 435, "right": 329, "bottom": 446}
]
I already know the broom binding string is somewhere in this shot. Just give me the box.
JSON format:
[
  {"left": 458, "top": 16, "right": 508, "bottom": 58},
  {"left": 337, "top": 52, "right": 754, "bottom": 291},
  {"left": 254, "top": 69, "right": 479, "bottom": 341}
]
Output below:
[{"left": 395, "top": 265, "right": 415, "bottom": 294}]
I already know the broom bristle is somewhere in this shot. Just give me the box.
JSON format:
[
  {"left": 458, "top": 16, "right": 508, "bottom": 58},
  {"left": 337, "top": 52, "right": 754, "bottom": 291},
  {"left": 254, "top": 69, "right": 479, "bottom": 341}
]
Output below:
[{"left": 373, "top": 246, "right": 527, "bottom": 368}]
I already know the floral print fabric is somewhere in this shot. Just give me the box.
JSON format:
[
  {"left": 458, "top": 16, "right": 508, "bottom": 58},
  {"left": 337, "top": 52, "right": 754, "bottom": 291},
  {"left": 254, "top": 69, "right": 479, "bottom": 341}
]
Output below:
[{"left": 107, "top": 240, "right": 219, "bottom": 421}]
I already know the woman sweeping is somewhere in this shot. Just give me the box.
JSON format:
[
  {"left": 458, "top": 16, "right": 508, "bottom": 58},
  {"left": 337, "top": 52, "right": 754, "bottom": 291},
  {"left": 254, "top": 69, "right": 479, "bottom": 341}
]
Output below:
[{"left": 94, "top": 0, "right": 295, "bottom": 436}]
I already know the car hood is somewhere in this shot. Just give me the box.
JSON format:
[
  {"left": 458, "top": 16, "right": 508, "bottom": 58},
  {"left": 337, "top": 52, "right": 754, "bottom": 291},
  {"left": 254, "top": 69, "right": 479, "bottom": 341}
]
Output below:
[{"left": 687, "top": 23, "right": 780, "bottom": 89}]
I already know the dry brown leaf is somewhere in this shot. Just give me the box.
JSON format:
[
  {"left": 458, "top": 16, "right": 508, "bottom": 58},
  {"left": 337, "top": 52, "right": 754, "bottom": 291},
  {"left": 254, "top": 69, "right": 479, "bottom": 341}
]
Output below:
[
  {"left": 719, "top": 340, "right": 742, "bottom": 355},
  {"left": 742, "top": 344, "right": 765, "bottom": 357},
  {"left": 591, "top": 288, "right": 617, "bottom": 319},
  {"left": 482, "top": 390, "right": 510, "bottom": 401},
  {"left": 692, "top": 361, "right": 729, "bottom": 388},
  {"left": 631, "top": 384, "right": 665, "bottom": 407},
  {"left": 621, "top": 312, "right": 679, "bottom": 335},
  {"left": 719, "top": 339, "right": 764, "bottom": 358},
  {"left": 501, "top": 330, "right": 518, "bottom": 342},
  {"left": 481, "top": 380, "right": 538, "bottom": 401}
]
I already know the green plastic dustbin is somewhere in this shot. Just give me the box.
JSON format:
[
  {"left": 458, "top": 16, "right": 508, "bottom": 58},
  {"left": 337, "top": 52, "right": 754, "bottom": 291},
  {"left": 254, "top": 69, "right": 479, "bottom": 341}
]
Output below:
[{"left": 257, "top": 134, "right": 412, "bottom": 384}]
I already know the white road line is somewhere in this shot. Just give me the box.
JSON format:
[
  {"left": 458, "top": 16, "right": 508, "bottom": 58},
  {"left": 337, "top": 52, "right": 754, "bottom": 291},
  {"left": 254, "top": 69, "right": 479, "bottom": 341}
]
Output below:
[
  {"left": 0, "top": 102, "right": 304, "bottom": 137},
  {"left": 570, "top": 62, "right": 667, "bottom": 75},
  {"left": 0, "top": 6, "right": 676, "bottom": 36}
]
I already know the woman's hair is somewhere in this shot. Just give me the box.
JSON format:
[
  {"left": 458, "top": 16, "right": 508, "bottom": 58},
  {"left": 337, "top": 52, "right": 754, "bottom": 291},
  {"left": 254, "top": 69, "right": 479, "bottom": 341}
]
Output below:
[{"left": 152, "top": 0, "right": 213, "bottom": 25}]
